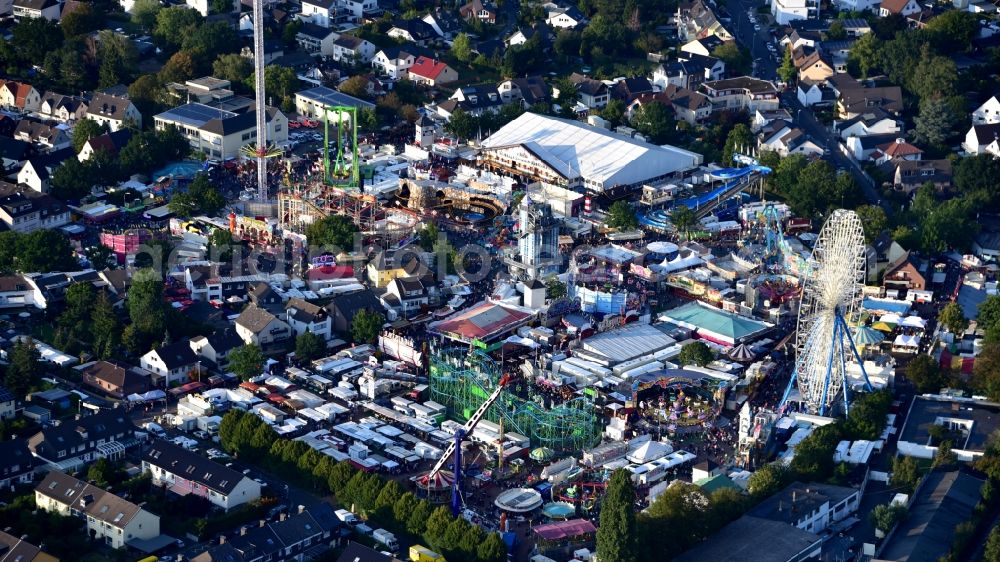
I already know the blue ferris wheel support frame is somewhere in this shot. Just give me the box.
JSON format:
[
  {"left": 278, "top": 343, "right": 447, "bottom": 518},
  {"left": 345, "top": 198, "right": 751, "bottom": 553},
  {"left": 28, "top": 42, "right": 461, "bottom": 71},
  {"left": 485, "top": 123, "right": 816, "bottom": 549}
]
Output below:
[{"left": 780, "top": 307, "right": 875, "bottom": 416}]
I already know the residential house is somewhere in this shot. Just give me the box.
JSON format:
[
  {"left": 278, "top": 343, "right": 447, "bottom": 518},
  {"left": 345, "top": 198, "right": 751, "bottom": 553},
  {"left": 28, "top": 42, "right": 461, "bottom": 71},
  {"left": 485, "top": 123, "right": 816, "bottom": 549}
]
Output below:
[
  {"left": 758, "top": 121, "right": 823, "bottom": 157},
  {"left": 154, "top": 103, "right": 288, "bottom": 160},
  {"left": 0, "top": 184, "right": 70, "bottom": 232},
  {"left": 0, "top": 81, "right": 40, "bottom": 112},
  {"left": 326, "top": 289, "right": 383, "bottom": 336},
  {"left": 234, "top": 303, "right": 292, "bottom": 348},
  {"left": 780, "top": 29, "right": 821, "bottom": 50},
  {"left": 421, "top": 10, "right": 461, "bottom": 39},
  {"left": 612, "top": 77, "right": 654, "bottom": 102},
  {"left": 38, "top": 93, "right": 88, "bottom": 123},
  {"left": 76, "top": 360, "right": 150, "bottom": 399},
  {"left": 0, "top": 529, "right": 54, "bottom": 562},
  {"left": 26, "top": 409, "right": 136, "bottom": 470},
  {"left": 380, "top": 276, "right": 438, "bottom": 319},
  {"left": 879, "top": 0, "right": 921, "bottom": 16},
  {"left": 387, "top": 19, "right": 436, "bottom": 45},
  {"left": 12, "top": 0, "right": 59, "bottom": 19},
  {"left": 331, "top": 34, "right": 377, "bottom": 63},
  {"left": 751, "top": 108, "right": 793, "bottom": 132},
  {"left": 192, "top": 505, "right": 341, "bottom": 562},
  {"left": 14, "top": 121, "right": 70, "bottom": 151},
  {"left": 560, "top": 73, "right": 609, "bottom": 110},
  {"left": 335, "top": 544, "right": 394, "bottom": 562},
  {"left": 142, "top": 440, "right": 261, "bottom": 511},
  {"left": 459, "top": 0, "right": 496, "bottom": 23},
  {"left": 0, "top": 275, "right": 44, "bottom": 309},
  {"left": 0, "top": 386, "right": 13, "bottom": 420},
  {"left": 371, "top": 47, "right": 416, "bottom": 79},
  {"left": 832, "top": 76, "right": 903, "bottom": 119},
  {"left": 0, "top": 136, "right": 31, "bottom": 172},
  {"left": 506, "top": 23, "right": 552, "bottom": 47},
  {"left": 963, "top": 122, "right": 1000, "bottom": 155},
  {"left": 873, "top": 137, "right": 922, "bottom": 164},
  {"left": 286, "top": 298, "right": 332, "bottom": 340},
  {"left": 0, "top": 438, "right": 35, "bottom": 489},
  {"left": 627, "top": 87, "right": 712, "bottom": 125},
  {"left": 140, "top": 342, "right": 200, "bottom": 388},
  {"left": 338, "top": 0, "right": 377, "bottom": 22},
  {"left": 366, "top": 249, "right": 421, "bottom": 288},
  {"left": 867, "top": 232, "right": 907, "bottom": 281},
  {"left": 248, "top": 282, "right": 283, "bottom": 311},
  {"left": 497, "top": 76, "right": 550, "bottom": 106},
  {"left": 973, "top": 95, "right": 1000, "bottom": 125},
  {"left": 883, "top": 251, "right": 925, "bottom": 292},
  {"left": 701, "top": 77, "right": 780, "bottom": 112},
  {"left": 439, "top": 84, "right": 503, "bottom": 117},
  {"left": 651, "top": 58, "right": 724, "bottom": 91},
  {"left": 834, "top": 107, "right": 901, "bottom": 139},
  {"left": 296, "top": 23, "right": 339, "bottom": 57},
  {"left": 771, "top": 0, "right": 820, "bottom": 24},
  {"left": 300, "top": 0, "right": 338, "bottom": 27},
  {"left": 84, "top": 93, "right": 141, "bottom": 131},
  {"left": 189, "top": 329, "right": 245, "bottom": 371},
  {"left": 675, "top": 0, "right": 732, "bottom": 41},
  {"left": 796, "top": 50, "right": 835, "bottom": 82},
  {"left": 35, "top": 471, "right": 159, "bottom": 548},
  {"left": 819, "top": 39, "right": 856, "bottom": 73},
  {"left": 240, "top": 40, "right": 284, "bottom": 65},
  {"left": 841, "top": 18, "right": 872, "bottom": 36},
  {"left": 679, "top": 35, "right": 725, "bottom": 57},
  {"left": 77, "top": 129, "right": 132, "bottom": 162},
  {"left": 844, "top": 133, "right": 897, "bottom": 161},
  {"left": 747, "top": 482, "right": 860, "bottom": 534},
  {"left": 889, "top": 158, "right": 952, "bottom": 193},
  {"left": 407, "top": 57, "right": 458, "bottom": 87},
  {"left": 834, "top": 0, "right": 879, "bottom": 13},
  {"left": 545, "top": 5, "right": 586, "bottom": 28}
]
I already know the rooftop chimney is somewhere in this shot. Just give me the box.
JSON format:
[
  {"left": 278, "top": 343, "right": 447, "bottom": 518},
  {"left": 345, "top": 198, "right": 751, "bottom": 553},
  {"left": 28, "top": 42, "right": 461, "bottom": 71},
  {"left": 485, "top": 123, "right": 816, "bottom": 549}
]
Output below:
[
  {"left": 259, "top": 519, "right": 266, "bottom": 528},
  {"left": 298, "top": 505, "right": 305, "bottom": 514}
]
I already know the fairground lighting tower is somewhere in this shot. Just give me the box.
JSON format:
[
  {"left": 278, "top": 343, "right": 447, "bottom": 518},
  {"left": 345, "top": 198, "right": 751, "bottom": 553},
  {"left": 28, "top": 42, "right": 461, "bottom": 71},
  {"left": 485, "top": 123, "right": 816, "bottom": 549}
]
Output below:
[{"left": 241, "top": 0, "right": 283, "bottom": 201}]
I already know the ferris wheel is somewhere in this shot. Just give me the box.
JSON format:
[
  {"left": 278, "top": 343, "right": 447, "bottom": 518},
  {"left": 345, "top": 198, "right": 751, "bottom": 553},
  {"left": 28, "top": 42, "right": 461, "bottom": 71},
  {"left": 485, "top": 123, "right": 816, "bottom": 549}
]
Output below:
[{"left": 781, "top": 209, "right": 873, "bottom": 415}]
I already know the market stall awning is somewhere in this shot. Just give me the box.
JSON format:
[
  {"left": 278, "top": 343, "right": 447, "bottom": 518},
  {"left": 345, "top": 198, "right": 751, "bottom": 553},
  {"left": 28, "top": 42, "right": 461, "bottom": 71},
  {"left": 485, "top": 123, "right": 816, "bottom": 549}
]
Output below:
[
  {"left": 534, "top": 519, "right": 598, "bottom": 541},
  {"left": 853, "top": 326, "right": 885, "bottom": 345}
]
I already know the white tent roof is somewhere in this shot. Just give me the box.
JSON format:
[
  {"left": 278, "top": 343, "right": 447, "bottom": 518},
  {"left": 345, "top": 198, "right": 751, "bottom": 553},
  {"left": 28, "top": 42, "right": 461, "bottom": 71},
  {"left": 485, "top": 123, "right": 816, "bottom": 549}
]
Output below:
[
  {"left": 626, "top": 440, "right": 672, "bottom": 464},
  {"left": 892, "top": 334, "right": 919, "bottom": 347},
  {"left": 879, "top": 313, "right": 902, "bottom": 324},
  {"left": 481, "top": 112, "right": 699, "bottom": 188},
  {"left": 653, "top": 253, "right": 703, "bottom": 274},
  {"left": 900, "top": 315, "right": 927, "bottom": 329}
]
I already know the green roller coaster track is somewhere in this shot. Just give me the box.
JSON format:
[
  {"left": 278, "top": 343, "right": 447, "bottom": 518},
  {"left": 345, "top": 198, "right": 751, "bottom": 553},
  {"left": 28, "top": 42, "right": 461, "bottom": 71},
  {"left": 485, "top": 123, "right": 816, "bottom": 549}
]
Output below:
[{"left": 429, "top": 347, "right": 602, "bottom": 453}]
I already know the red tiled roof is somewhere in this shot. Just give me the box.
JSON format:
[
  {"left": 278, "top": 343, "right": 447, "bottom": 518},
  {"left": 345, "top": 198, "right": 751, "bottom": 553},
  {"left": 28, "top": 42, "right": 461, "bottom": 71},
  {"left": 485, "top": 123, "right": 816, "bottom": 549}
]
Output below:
[
  {"left": 409, "top": 56, "right": 450, "bottom": 80},
  {"left": 307, "top": 265, "right": 354, "bottom": 281},
  {"left": 431, "top": 301, "right": 532, "bottom": 341},
  {"left": 877, "top": 139, "right": 923, "bottom": 158}
]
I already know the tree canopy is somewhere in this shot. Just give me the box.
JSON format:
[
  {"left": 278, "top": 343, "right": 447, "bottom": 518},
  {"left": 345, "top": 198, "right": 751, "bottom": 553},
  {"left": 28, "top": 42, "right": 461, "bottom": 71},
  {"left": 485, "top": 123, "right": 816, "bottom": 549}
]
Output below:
[
  {"left": 228, "top": 344, "right": 265, "bottom": 380},
  {"left": 306, "top": 214, "right": 359, "bottom": 251},
  {"left": 597, "top": 469, "right": 638, "bottom": 562},
  {"left": 606, "top": 201, "right": 639, "bottom": 230}
]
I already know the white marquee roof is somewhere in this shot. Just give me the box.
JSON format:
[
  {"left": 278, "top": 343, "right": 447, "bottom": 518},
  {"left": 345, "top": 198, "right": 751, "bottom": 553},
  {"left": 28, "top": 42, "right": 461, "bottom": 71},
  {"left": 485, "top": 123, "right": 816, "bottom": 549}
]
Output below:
[{"left": 481, "top": 112, "right": 700, "bottom": 188}]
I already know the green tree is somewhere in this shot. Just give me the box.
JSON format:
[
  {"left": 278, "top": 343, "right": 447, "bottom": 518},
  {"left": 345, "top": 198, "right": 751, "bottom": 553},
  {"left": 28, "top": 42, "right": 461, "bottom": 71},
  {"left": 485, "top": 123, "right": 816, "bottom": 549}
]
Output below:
[
  {"left": 979, "top": 296, "right": 1000, "bottom": 341},
  {"left": 600, "top": 99, "right": 627, "bottom": 128},
  {"left": 924, "top": 10, "right": 978, "bottom": 52},
  {"left": 86, "top": 457, "right": 116, "bottom": 487},
  {"left": 228, "top": 344, "right": 265, "bottom": 380},
  {"left": 933, "top": 440, "right": 958, "bottom": 467},
  {"left": 131, "top": 0, "right": 161, "bottom": 30},
  {"left": 71, "top": 119, "right": 109, "bottom": 153},
  {"left": 444, "top": 108, "right": 477, "bottom": 141},
  {"left": 913, "top": 95, "right": 958, "bottom": 148},
  {"left": 126, "top": 272, "right": 166, "bottom": 354},
  {"left": 722, "top": 123, "right": 752, "bottom": 167},
  {"left": 938, "top": 302, "right": 968, "bottom": 335},
  {"left": 406, "top": 498, "right": 432, "bottom": 536},
  {"left": 973, "top": 343, "right": 1000, "bottom": 401},
  {"left": 712, "top": 41, "right": 750, "bottom": 75},
  {"left": 5, "top": 338, "right": 39, "bottom": 396},
  {"left": 393, "top": 492, "right": 419, "bottom": 528},
  {"left": 790, "top": 423, "right": 842, "bottom": 479},
  {"left": 747, "top": 462, "right": 790, "bottom": 498},
  {"left": 352, "top": 309, "right": 384, "bottom": 345},
  {"left": 154, "top": 6, "right": 203, "bottom": 49},
  {"left": 906, "top": 354, "right": 946, "bottom": 394},
  {"left": 631, "top": 102, "right": 674, "bottom": 144},
  {"left": 417, "top": 222, "right": 439, "bottom": 252},
  {"left": 327, "top": 461, "right": 357, "bottom": 495},
  {"left": 606, "top": 200, "right": 638, "bottom": 230},
  {"left": 890, "top": 455, "right": 921, "bottom": 493},
  {"left": 826, "top": 20, "right": 846, "bottom": 40},
  {"left": 159, "top": 50, "right": 197, "bottom": 83},
  {"left": 451, "top": 32, "right": 473, "bottom": 62},
  {"left": 985, "top": 525, "right": 1000, "bottom": 562},
  {"left": 97, "top": 30, "right": 140, "bottom": 88},
  {"left": 921, "top": 198, "right": 977, "bottom": 253},
  {"left": 778, "top": 47, "right": 797, "bottom": 84},
  {"left": 212, "top": 53, "right": 252, "bottom": 85},
  {"left": 168, "top": 192, "right": 199, "bottom": 217},
  {"left": 281, "top": 19, "right": 303, "bottom": 47},
  {"left": 855, "top": 205, "right": 887, "bottom": 244},
  {"left": 306, "top": 214, "right": 358, "bottom": 251},
  {"left": 596, "top": 469, "right": 638, "bottom": 562},
  {"left": 16, "top": 229, "right": 77, "bottom": 272},
  {"left": 61, "top": 3, "right": 99, "bottom": 38},
  {"left": 478, "top": 533, "right": 507, "bottom": 562},
  {"left": 871, "top": 503, "right": 906, "bottom": 534},
  {"left": 339, "top": 75, "right": 372, "bottom": 100},
  {"left": 295, "top": 330, "right": 325, "bottom": 362},
  {"left": 846, "top": 32, "right": 879, "bottom": 79},
  {"left": 424, "top": 506, "right": 453, "bottom": 551},
  {"left": 545, "top": 277, "right": 567, "bottom": 300},
  {"left": 187, "top": 172, "right": 225, "bottom": 215},
  {"left": 677, "top": 341, "right": 713, "bottom": 366},
  {"left": 12, "top": 18, "right": 62, "bottom": 63},
  {"left": 50, "top": 157, "right": 94, "bottom": 201}
]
